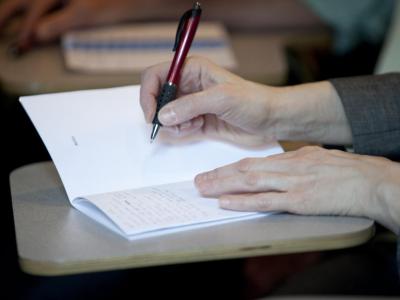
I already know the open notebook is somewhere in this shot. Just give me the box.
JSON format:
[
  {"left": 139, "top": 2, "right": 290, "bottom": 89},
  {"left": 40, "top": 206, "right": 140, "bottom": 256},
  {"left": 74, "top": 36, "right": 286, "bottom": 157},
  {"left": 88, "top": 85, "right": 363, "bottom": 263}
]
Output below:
[
  {"left": 20, "top": 86, "right": 283, "bottom": 240},
  {"left": 62, "top": 22, "right": 237, "bottom": 73}
]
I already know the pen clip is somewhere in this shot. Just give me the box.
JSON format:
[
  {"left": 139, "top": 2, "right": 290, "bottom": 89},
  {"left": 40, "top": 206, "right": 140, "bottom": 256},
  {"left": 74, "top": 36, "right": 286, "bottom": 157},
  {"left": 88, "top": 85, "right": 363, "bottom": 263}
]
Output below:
[{"left": 173, "top": 9, "right": 192, "bottom": 51}]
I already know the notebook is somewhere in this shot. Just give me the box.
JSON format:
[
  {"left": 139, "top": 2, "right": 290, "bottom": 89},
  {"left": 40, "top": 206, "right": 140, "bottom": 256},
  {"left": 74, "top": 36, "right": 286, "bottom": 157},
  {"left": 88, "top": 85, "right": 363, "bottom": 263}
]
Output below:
[
  {"left": 20, "top": 86, "right": 283, "bottom": 240},
  {"left": 62, "top": 22, "right": 237, "bottom": 73}
]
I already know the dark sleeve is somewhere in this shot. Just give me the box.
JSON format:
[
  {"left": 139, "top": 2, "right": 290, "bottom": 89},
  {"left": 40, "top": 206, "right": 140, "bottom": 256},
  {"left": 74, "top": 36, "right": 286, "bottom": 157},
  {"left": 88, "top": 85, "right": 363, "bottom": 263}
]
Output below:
[
  {"left": 330, "top": 73, "right": 400, "bottom": 160},
  {"left": 331, "top": 73, "right": 400, "bottom": 277}
]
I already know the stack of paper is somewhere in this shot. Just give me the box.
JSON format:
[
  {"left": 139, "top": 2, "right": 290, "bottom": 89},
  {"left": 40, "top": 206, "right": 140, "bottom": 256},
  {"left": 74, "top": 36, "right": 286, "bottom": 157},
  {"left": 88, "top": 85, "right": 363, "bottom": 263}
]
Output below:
[{"left": 62, "top": 22, "right": 237, "bottom": 73}]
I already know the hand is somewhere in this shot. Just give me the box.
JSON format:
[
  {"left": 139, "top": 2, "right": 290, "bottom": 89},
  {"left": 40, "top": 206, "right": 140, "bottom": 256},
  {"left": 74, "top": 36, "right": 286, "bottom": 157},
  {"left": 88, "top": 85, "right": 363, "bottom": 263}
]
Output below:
[
  {"left": 140, "top": 56, "right": 281, "bottom": 147},
  {"left": 141, "top": 57, "right": 353, "bottom": 147},
  {"left": 194, "top": 146, "right": 400, "bottom": 233},
  {"left": 0, "top": 0, "right": 141, "bottom": 46}
]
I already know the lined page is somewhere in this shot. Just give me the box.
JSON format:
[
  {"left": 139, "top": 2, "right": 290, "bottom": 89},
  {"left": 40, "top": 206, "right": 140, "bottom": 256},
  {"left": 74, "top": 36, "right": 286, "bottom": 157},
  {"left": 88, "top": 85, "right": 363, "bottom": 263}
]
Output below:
[{"left": 79, "top": 181, "right": 264, "bottom": 237}]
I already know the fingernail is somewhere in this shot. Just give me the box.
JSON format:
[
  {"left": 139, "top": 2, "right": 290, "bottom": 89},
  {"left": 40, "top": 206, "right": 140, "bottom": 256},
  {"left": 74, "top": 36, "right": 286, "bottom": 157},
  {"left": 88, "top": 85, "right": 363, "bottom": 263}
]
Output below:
[{"left": 159, "top": 108, "right": 177, "bottom": 125}]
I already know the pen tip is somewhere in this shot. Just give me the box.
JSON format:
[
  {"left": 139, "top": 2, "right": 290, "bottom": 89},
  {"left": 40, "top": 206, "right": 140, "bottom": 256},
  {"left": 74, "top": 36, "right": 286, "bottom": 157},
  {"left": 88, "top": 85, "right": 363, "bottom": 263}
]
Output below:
[{"left": 150, "top": 123, "right": 160, "bottom": 143}]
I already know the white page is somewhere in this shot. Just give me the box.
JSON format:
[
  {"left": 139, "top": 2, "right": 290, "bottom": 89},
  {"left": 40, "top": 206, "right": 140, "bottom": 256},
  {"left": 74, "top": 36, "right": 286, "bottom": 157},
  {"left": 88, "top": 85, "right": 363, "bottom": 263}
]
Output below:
[
  {"left": 20, "top": 85, "right": 283, "bottom": 202},
  {"left": 74, "top": 181, "right": 266, "bottom": 240}
]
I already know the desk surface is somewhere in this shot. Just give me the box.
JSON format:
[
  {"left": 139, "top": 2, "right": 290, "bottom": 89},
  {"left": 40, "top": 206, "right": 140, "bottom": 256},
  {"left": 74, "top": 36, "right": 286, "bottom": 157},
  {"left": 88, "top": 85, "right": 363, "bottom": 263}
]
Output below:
[
  {"left": 10, "top": 161, "right": 374, "bottom": 276},
  {"left": 0, "top": 30, "right": 330, "bottom": 96}
]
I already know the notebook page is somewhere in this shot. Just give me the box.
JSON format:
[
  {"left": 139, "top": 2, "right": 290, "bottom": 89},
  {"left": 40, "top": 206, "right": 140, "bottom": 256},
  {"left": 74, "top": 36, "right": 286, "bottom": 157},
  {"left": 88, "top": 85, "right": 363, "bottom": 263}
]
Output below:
[
  {"left": 74, "top": 181, "right": 266, "bottom": 239},
  {"left": 62, "top": 22, "right": 237, "bottom": 73},
  {"left": 20, "top": 85, "right": 283, "bottom": 202}
]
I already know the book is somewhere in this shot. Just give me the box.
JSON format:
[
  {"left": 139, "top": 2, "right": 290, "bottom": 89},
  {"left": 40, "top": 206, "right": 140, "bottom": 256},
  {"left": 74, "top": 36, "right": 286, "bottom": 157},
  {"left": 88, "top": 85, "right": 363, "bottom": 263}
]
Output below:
[
  {"left": 20, "top": 85, "right": 283, "bottom": 240},
  {"left": 62, "top": 22, "right": 237, "bottom": 73}
]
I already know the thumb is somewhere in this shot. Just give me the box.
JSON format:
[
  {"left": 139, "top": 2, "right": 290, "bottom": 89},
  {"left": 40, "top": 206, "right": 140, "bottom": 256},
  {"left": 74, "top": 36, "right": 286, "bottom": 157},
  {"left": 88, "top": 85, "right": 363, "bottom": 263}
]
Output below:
[
  {"left": 35, "top": 7, "right": 81, "bottom": 42},
  {"left": 158, "top": 86, "right": 229, "bottom": 126}
]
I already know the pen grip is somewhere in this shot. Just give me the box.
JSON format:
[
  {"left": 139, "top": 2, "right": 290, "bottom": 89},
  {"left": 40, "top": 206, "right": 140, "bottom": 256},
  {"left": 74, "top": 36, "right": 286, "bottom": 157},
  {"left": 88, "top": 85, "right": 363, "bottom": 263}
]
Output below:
[{"left": 152, "top": 83, "right": 177, "bottom": 125}]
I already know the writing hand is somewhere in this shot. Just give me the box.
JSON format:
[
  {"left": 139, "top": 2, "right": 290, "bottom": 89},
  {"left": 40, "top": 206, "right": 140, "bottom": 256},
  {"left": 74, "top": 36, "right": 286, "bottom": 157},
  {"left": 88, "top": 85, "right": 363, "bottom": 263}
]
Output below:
[
  {"left": 141, "top": 56, "right": 353, "bottom": 147},
  {"left": 140, "top": 56, "right": 281, "bottom": 147}
]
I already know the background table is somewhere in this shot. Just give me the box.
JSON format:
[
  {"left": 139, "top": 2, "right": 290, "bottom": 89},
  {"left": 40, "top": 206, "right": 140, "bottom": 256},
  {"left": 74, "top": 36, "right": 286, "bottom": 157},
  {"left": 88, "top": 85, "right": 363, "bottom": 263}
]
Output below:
[
  {"left": 0, "top": 30, "right": 330, "bottom": 96},
  {"left": 10, "top": 160, "right": 374, "bottom": 276}
]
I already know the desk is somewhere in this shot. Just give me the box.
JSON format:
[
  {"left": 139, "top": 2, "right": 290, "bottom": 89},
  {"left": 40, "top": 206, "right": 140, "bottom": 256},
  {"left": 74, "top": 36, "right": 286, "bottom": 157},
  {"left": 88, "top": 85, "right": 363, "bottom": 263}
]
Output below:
[
  {"left": 0, "top": 30, "right": 330, "bottom": 96},
  {"left": 10, "top": 160, "right": 374, "bottom": 276}
]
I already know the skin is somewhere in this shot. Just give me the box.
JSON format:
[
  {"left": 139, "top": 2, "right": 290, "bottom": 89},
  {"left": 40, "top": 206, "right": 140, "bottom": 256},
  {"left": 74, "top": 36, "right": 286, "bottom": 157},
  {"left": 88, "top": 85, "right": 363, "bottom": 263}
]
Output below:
[
  {"left": 0, "top": 0, "right": 323, "bottom": 47},
  {"left": 140, "top": 56, "right": 400, "bottom": 235}
]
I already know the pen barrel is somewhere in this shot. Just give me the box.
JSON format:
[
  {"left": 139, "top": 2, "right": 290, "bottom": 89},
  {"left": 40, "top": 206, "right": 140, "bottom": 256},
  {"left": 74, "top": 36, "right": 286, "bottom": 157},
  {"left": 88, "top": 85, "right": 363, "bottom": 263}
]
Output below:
[
  {"left": 152, "top": 83, "right": 177, "bottom": 125},
  {"left": 167, "top": 14, "right": 201, "bottom": 85}
]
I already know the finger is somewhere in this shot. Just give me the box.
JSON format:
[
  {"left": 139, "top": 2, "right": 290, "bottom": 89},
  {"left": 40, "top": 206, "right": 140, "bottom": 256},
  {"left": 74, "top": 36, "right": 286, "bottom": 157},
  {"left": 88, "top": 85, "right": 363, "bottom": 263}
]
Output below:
[
  {"left": 195, "top": 153, "right": 299, "bottom": 182},
  {"left": 35, "top": 5, "right": 83, "bottom": 42},
  {"left": 219, "top": 192, "right": 294, "bottom": 212},
  {"left": 160, "top": 116, "right": 204, "bottom": 138},
  {"left": 140, "top": 57, "right": 211, "bottom": 123},
  {"left": 140, "top": 62, "right": 171, "bottom": 122},
  {"left": 0, "top": 0, "right": 24, "bottom": 29},
  {"left": 196, "top": 172, "right": 294, "bottom": 197},
  {"left": 18, "top": 0, "right": 57, "bottom": 43},
  {"left": 176, "top": 115, "right": 204, "bottom": 133},
  {"left": 158, "top": 86, "right": 229, "bottom": 126}
]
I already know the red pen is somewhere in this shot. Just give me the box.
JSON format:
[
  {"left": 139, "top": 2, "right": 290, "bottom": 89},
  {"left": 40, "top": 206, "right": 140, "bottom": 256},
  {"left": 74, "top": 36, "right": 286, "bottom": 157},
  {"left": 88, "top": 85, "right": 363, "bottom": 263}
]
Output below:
[{"left": 150, "top": 2, "right": 202, "bottom": 142}]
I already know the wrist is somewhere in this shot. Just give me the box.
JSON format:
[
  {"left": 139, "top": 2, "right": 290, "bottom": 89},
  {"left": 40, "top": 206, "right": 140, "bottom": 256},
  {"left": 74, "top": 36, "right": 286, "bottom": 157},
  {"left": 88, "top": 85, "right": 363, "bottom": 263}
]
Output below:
[{"left": 269, "top": 81, "right": 352, "bottom": 144}]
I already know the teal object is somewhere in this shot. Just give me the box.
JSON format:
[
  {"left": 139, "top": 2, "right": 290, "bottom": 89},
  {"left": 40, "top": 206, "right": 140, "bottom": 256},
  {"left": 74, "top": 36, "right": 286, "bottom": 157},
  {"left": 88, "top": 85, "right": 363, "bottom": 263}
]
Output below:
[{"left": 304, "top": 0, "right": 394, "bottom": 54}]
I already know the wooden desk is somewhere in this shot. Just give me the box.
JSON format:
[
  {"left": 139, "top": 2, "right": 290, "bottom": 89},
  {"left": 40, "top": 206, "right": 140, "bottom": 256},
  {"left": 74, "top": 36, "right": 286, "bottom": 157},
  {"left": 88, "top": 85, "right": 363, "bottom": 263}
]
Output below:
[
  {"left": 0, "top": 30, "right": 330, "bottom": 96},
  {"left": 10, "top": 161, "right": 374, "bottom": 276}
]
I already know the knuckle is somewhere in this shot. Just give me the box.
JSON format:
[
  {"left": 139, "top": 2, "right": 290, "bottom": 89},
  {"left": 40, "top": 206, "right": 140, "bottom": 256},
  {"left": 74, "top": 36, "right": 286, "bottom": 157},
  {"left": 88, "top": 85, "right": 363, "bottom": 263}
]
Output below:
[
  {"left": 244, "top": 172, "right": 262, "bottom": 188},
  {"left": 237, "top": 158, "right": 253, "bottom": 173}
]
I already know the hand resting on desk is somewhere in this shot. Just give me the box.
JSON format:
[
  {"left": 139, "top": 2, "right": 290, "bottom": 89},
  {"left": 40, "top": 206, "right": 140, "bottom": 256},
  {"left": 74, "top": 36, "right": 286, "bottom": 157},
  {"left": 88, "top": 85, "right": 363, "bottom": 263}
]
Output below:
[{"left": 140, "top": 56, "right": 400, "bottom": 235}]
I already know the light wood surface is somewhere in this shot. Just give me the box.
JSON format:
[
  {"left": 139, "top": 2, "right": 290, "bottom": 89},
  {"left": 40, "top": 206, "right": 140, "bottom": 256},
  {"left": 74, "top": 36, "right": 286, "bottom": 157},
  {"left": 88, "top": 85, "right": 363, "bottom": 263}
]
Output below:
[
  {"left": 10, "top": 161, "right": 374, "bottom": 276},
  {"left": 0, "top": 30, "right": 330, "bottom": 96}
]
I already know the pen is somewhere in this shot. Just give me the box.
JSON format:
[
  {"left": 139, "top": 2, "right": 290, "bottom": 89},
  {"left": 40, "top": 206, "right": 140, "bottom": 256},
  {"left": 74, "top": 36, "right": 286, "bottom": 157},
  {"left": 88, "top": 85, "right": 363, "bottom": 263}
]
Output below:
[{"left": 150, "top": 2, "right": 202, "bottom": 142}]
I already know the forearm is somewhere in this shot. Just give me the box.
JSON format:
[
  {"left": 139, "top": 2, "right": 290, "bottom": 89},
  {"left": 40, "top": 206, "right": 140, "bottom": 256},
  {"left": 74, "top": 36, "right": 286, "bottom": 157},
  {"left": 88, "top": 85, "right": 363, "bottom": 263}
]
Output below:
[{"left": 270, "top": 81, "right": 352, "bottom": 145}]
